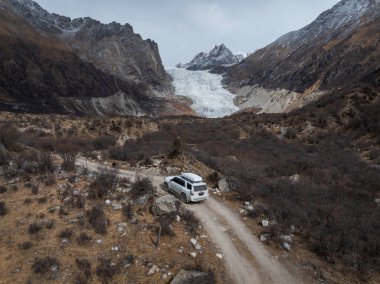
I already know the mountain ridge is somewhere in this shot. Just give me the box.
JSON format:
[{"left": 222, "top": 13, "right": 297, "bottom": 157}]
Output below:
[{"left": 223, "top": 0, "right": 380, "bottom": 113}]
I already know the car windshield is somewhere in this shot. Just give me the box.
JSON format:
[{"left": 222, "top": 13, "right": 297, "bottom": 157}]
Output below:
[{"left": 194, "top": 185, "right": 207, "bottom": 192}]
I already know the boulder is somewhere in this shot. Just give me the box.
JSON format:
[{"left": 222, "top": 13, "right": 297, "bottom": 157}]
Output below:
[
  {"left": 132, "top": 194, "right": 150, "bottom": 205},
  {"left": 152, "top": 195, "right": 177, "bottom": 216},
  {"left": 170, "top": 269, "right": 209, "bottom": 284},
  {"left": 283, "top": 242, "right": 291, "bottom": 251},
  {"left": 218, "top": 177, "right": 236, "bottom": 192},
  {"left": 289, "top": 174, "right": 300, "bottom": 183},
  {"left": 260, "top": 234, "right": 270, "bottom": 242}
]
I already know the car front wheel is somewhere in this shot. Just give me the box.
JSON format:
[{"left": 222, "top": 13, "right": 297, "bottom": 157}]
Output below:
[{"left": 181, "top": 193, "right": 188, "bottom": 204}]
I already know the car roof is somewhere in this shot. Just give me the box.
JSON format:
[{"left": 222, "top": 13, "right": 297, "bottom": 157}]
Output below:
[{"left": 180, "top": 173, "right": 203, "bottom": 183}]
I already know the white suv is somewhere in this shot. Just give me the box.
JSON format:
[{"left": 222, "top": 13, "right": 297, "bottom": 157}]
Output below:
[{"left": 164, "top": 173, "right": 209, "bottom": 203}]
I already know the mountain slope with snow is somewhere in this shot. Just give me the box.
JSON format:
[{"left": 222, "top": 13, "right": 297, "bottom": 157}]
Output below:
[
  {"left": 224, "top": 0, "right": 380, "bottom": 113},
  {"left": 167, "top": 68, "right": 239, "bottom": 118},
  {"left": 180, "top": 44, "right": 244, "bottom": 71},
  {"left": 226, "top": 0, "right": 380, "bottom": 92}
]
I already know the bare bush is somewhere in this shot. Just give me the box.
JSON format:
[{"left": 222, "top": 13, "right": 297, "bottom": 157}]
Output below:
[
  {"left": 88, "top": 206, "right": 107, "bottom": 235},
  {"left": 0, "top": 186, "right": 7, "bottom": 194},
  {"left": 130, "top": 176, "right": 155, "bottom": 198},
  {"left": 77, "top": 232, "right": 92, "bottom": 245},
  {"left": 122, "top": 204, "right": 133, "bottom": 220},
  {"left": 0, "top": 201, "right": 7, "bottom": 216},
  {"left": 56, "top": 142, "right": 80, "bottom": 171},
  {"left": 32, "top": 257, "right": 60, "bottom": 275},
  {"left": 76, "top": 258, "right": 92, "bottom": 283},
  {"left": 0, "top": 124, "right": 20, "bottom": 150},
  {"left": 59, "top": 228, "right": 74, "bottom": 239},
  {"left": 28, "top": 223, "right": 42, "bottom": 234},
  {"left": 158, "top": 215, "right": 175, "bottom": 236},
  {"left": 169, "top": 136, "right": 182, "bottom": 158},
  {"left": 45, "top": 173, "right": 56, "bottom": 186},
  {"left": 96, "top": 258, "right": 119, "bottom": 282},
  {"left": 89, "top": 166, "right": 119, "bottom": 199},
  {"left": 37, "top": 151, "right": 54, "bottom": 173},
  {"left": 181, "top": 210, "right": 200, "bottom": 234},
  {"left": 18, "top": 241, "right": 32, "bottom": 250},
  {"left": 93, "top": 135, "right": 116, "bottom": 150}
]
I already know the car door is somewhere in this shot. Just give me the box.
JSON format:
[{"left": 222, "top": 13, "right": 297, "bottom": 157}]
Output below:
[
  {"left": 176, "top": 178, "right": 185, "bottom": 195},
  {"left": 171, "top": 177, "right": 181, "bottom": 194}
]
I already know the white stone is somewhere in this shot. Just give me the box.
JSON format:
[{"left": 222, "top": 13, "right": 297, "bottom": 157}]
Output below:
[
  {"left": 190, "top": 238, "right": 202, "bottom": 250},
  {"left": 260, "top": 234, "right": 270, "bottom": 242},
  {"left": 105, "top": 200, "right": 111, "bottom": 205},
  {"left": 190, "top": 252, "right": 197, "bottom": 258},
  {"left": 95, "top": 239, "right": 103, "bottom": 244},
  {"left": 283, "top": 242, "right": 291, "bottom": 251},
  {"left": 216, "top": 253, "right": 223, "bottom": 259},
  {"left": 147, "top": 265, "right": 158, "bottom": 276},
  {"left": 262, "top": 220, "right": 269, "bottom": 227}
]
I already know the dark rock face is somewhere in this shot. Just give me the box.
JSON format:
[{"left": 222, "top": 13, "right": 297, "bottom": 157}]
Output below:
[
  {"left": 0, "top": 0, "right": 187, "bottom": 115},
  {"left": 181, "top": 44, "right": 242, "bottom": 71},
  {"left": 9, "top": 0, "right": 170, "bottom": 89},
  {"left": 225, "top": 0, "right": 380, "bottom": 93},
  {"left": 0, "top": 1, "right": 158, "bottom": 114}
]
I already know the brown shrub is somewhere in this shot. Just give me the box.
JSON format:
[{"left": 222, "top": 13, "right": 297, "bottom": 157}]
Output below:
[
  {"left": 88, "top": 206, "right": 107, "bottom": 235},
  {"left": 96, "top": 258, "right": 119, "bottom": 282},
  {"left": 0, "top": 186, "right": 7, "bottom": 194},
  {"left": 28, "top": 223, "right": 42, "bottom": 234},
  {"left": 18, "top": 241, "right": 33, "bottom": 250},
  {"left": 0, "top": 201, "right": 7, "bottom": 216},
  {"left": 93, "top": 135, "right": 116, "bottom": 150},
  {"left": 89, "top": 166, "right": 119, "bottom": 199},
  {"left": 77, "top": 232, "right": 92, "bottom": 245},
  {"left": 0, "top": 124, "right": 20, "bottom": 150},
  {"left": 32, "top": 257, "right": 60, "bottom": 275},
  {"left": 181, "top": 210, "right": 199, "bottom": 234},
  {"left": 76, "top": 258, "right": 92, "bottom": 281},
  {"left": 130, "top": 177, "right": 155, "bottom": 198},
  {"left": 59, "top": 228, "right": 74, "bottom": 239}
]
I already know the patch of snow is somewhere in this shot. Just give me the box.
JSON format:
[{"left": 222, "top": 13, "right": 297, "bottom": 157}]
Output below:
[{"left": 167, "top": 67, "right": 239, "bottom": 118}]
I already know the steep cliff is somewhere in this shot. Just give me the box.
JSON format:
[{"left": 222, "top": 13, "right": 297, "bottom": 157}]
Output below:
[
  {"left": 0, "top": 0, "right": 191, "bottom": 115},
  {"left": 9, "top": 0, "right": 170, "bottom": 90}
]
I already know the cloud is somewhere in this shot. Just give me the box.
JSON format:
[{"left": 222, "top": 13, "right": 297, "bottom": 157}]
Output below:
[{"left": 185, "top": 2, "right": 241, "bottom": 35}]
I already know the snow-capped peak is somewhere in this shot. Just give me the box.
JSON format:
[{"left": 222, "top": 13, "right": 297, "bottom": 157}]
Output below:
[{"left": 180, "top": 44, "right": 245, "bottom": 71}]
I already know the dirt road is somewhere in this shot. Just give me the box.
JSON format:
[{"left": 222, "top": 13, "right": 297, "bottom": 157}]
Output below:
[{"left": 77, "top": 158, "right": 311, "bottom": 284}]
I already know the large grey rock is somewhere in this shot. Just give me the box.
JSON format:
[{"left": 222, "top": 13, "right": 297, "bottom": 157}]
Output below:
[
  {"left": 170, "top": 269, "right": 209, "bottom": 284},
  {"left": 218, "top": 177, "right": 236, "bottom": 192},
  {"left": 152, "top": 195, "right": 177, "bottom": 216}
]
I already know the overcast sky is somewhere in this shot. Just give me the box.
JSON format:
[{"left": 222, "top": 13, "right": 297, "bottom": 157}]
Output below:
[{"left": 34, "top": 0, "right": 339, "bottom": 66}]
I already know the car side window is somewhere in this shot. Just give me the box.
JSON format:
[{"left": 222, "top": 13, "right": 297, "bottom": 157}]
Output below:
[
  {"left": 179, "top": 179, "right": 185, "bottom": 187},
  {"left": 187, "top": 183, "right": 192, "bottom": 190},
  {"left": 173, "top": 177, "right": 179, "bottom": 184}
]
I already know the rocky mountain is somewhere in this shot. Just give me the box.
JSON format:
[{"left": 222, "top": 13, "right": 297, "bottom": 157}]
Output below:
[
  {"left": 179, "top": 44, "right": 244, "bottom": 71},
  {"left": 0, "top": 0, "right": 190, "bottom": 115},
  {"left": 224, "top": 0, "right": 380, "bottom": 113}
]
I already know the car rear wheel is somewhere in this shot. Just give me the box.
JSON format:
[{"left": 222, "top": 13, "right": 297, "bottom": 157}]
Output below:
[{"left": 181, "top": 193, "right": 188, "bottom": 204}]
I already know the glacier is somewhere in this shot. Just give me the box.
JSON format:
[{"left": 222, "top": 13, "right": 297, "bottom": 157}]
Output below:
[{"left": 167, "top": 67, "right": 239, "bottom": 118}]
